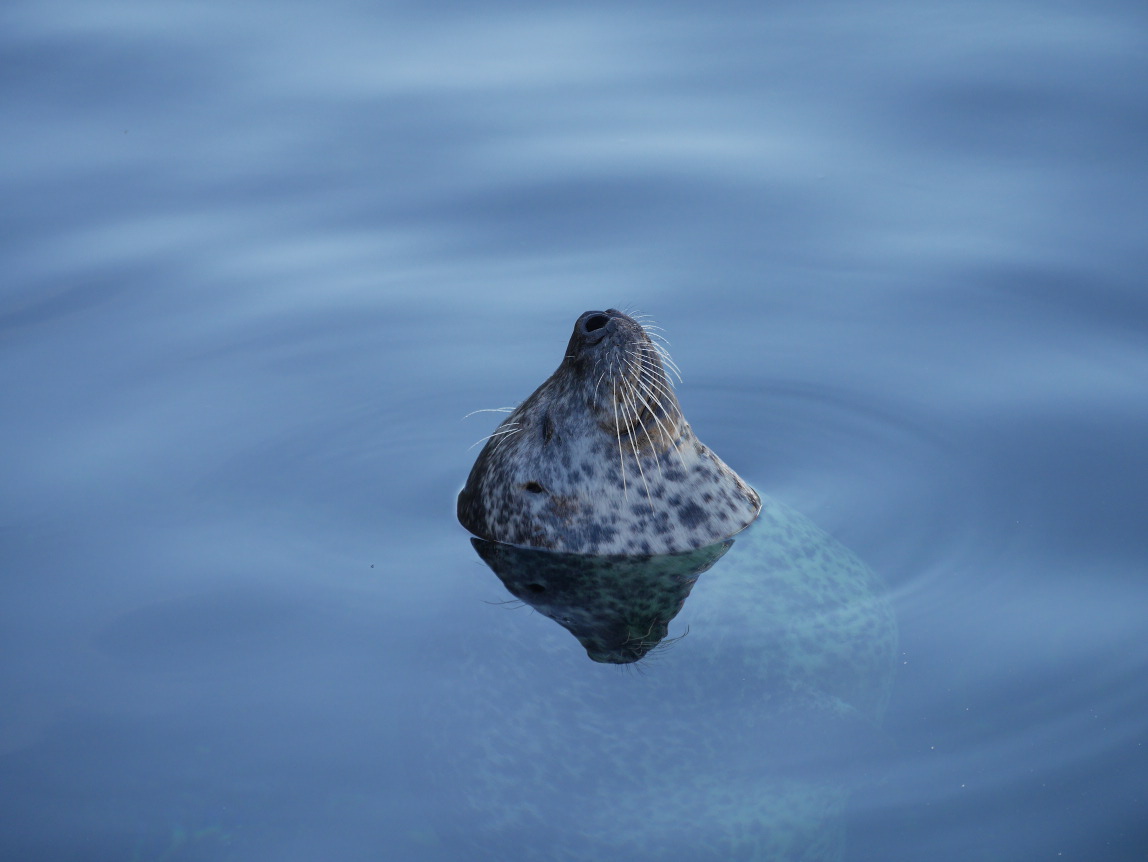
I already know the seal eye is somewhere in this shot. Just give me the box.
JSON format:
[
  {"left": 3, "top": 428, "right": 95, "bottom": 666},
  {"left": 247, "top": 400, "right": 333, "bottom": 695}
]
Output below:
[{"left": 522, "top": 481, "right": 547, "bottom": 494}]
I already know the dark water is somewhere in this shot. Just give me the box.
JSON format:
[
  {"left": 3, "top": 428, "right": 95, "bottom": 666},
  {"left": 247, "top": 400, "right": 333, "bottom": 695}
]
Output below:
[{"left": 3, "top": 0, "right": 1147, "bottom": 859}]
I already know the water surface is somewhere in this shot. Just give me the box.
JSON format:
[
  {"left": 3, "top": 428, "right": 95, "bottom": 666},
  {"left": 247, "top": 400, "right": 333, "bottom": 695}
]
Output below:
[{"left": 3, "top": 0, "right": 1147, "bottom": 859}]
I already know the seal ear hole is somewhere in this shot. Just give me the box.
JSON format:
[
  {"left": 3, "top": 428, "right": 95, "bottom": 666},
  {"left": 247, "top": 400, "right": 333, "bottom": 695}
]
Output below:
[
  {"left": 522, "top": 481, "right": 547, "bottom": 494},
  {"left": 525, "top": 583, "right": 546, "bottom": 594}
]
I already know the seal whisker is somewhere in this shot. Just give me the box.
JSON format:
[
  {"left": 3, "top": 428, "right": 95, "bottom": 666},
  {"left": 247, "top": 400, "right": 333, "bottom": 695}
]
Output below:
[
  {"left": 624, "top": 348, "right": 664, "bottom": 408},
  {"left": 649, "top": 343, "right": 683, "bottom": 384},
  {"left": 472, "top": 422, "right": 520, "bottom": 437},
  {"left": 635, "top": 356, "right": 681, "bottom": 409},
  {"left": 645, "top": 336, "right": 679, "bottom": 371},
  {"left": 482, "top": 598, "right": 527, "bottom": 609},
  {"left": 491, "top": 428, "right": 523, "bottom": 452},
  {"left": 617, "top": 376, "right": 652, "bottom": 502},
  {"left": 638, "top": 368, "right": 676, "bottom": 410},
  {"left": 620, "top": 354, "right": 665, "bottom": 441},
  {"left": 615, "top": 376, "right": 646, "bottom": 488},
  {"left": 629, "top": 344, "right": 667, "bottom": 380},
  {"left": 631, "top": 373, "right": 688, "bottom": 470},
  {"left": 630, "top": 310, "right": 657, "bottom": 328},
  {"left": 636, "top": 341, "right": 668, "bottom": 377},
  {"left": 632, "top": 339, "right": 678, "bottom": 389},
  {"left": 620, "top": 376, "right": 663, "bottom": 489},
  {"left": 624, "top": 618, "right": 661, "bottom": 647},
  {"left": 654, "top": 624, "right": 690, "bottom": 651},
  {"left": 622, "top": 660, "right": 649, "bottom": 677},
  {"left": 633, "top": 350, "right": 675, "bottom": 404},
  {"left": 625, "top": 377, "right": 666, "bottom": 481},
  {"left": 593, "top": 355, "right": 610, "bottom": 401},
  {"left": 464, "top": 407, "right": 516, "bottom": 419},
  {"left": 612, "top": 376, "right": 628, "bottom": 498},
  {"left": 468, "top": 424, "right": 522, "bottom": 451},
  {"left": 628, "top": 358, "right": 689, "bottom": 471}
]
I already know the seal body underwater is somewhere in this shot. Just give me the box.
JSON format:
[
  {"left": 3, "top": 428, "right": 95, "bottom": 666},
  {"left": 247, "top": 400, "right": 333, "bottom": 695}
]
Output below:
[{"left": 445, "top": 309, "right": 897, "bottom": 861}]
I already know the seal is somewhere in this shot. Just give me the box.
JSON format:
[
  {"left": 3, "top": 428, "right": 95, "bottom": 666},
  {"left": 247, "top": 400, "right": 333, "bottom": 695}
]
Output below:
[
  {"left": 436, "top": 309, "right": 898, "bottom": 860},
  {"left": 458, "top": 309, "right": 761, "bottom": 555}
]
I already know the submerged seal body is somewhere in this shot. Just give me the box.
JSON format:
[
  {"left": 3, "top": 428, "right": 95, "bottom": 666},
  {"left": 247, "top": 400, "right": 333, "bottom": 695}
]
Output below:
[
  {"left": 458, "top": 309, "right": 760, "bottom": 554},
  {"left": 441, "top": 308, "right": 898, "bottom": 860},
  {"left": 443, "top": 499, "right": 897, "bottom": 861}
]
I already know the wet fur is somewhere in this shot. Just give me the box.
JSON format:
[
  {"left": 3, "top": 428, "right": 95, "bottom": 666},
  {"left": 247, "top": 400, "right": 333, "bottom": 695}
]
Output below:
[{"left": 458, "top": 310, "right": 761, "bottom": 554}]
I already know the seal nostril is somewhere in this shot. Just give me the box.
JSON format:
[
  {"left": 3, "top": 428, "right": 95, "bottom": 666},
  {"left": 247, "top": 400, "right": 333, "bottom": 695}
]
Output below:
[
  {"left": 583, "top": 314, "right": 609, "bottom": 333},
  {"left": 522, "top": 481, "right": 547, "bottom": 494},
  {"left": 525, "top": 583, "right": 546, "bottom": 594}
]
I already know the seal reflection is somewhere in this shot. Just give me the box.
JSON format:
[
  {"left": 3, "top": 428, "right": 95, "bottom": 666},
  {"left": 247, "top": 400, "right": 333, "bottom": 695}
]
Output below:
[{"left": 470, "top": 537, "right": 732, "bottom": 664}]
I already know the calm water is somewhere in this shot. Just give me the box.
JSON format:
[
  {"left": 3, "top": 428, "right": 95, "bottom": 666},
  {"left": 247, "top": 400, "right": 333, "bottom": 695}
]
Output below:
[{"left": 3, "top": 0, "right": 1147, "bottom": 859}]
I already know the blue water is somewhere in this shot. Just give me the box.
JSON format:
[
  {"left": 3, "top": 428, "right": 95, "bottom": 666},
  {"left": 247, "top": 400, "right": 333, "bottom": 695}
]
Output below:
[{"left": 3, "top": 0, "right": 1147, "bottom": 859}]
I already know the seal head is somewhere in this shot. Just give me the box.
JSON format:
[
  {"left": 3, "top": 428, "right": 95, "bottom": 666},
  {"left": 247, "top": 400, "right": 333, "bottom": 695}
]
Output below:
[{"left": 458, "top": 309, "right": 761, "bottom": 554}]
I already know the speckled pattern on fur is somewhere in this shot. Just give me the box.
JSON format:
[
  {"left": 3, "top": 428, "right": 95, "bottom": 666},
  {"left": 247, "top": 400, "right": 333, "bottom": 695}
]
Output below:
[{"left": 458, "top": 309, "right": 761, "bottom": 554}]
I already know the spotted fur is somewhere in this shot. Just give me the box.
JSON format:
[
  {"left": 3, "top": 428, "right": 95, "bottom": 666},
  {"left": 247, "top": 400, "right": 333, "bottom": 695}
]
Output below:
[{"left": 458, "top": 309, "right": 761, "bottom": 554}]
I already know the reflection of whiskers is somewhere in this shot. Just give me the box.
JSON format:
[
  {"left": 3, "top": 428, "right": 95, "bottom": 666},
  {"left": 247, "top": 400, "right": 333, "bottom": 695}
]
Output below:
[
  {"left": 636, "top": 624, "right": 691, "bottom": 669},
  {"left": 481, "top": 598, "right": 526, "bottom": 610},
  {"left": 655, "top": 624, "right": 691, "bottom": 651},
  {"left": 607, "top": 620, "right": 692, "bottom": 673}
]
